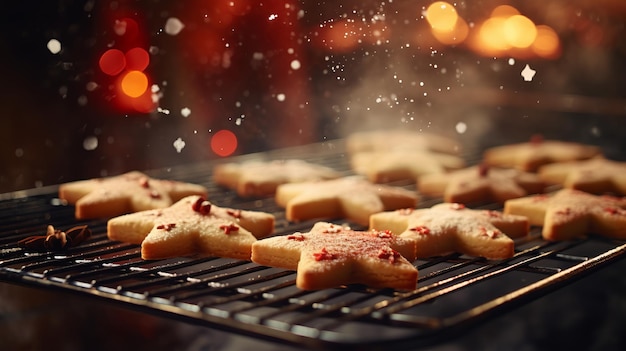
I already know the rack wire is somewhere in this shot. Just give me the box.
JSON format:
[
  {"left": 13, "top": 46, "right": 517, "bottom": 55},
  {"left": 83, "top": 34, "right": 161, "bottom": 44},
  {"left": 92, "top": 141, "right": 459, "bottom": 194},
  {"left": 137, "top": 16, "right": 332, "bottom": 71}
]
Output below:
[{"left": 1, "top": 141, "right": 625, "bottom": 350}]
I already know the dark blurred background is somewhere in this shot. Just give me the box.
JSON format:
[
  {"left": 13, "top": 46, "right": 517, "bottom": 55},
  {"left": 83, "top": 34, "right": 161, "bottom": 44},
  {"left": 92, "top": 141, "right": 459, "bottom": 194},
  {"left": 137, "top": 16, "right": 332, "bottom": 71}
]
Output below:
[{"left": 1, "top": 0, "right": 625, "bottom": 194}]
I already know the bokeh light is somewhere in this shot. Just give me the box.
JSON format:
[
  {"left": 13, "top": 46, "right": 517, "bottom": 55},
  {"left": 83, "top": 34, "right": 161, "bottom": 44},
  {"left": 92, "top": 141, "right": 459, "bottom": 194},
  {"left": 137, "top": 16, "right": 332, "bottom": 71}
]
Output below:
[
  {"left": 210, "top": 130, "right": 238, "bottom": 157},
  {"left": 532, "top": 25, "right": 561, "bottom": 58},
  {"left": 120, "top": 70, "right": 149, "bottom": 98},
  {"left": 503, "top": 15, "right": 537, "bottom": 48},
  {"left": 124, "top": 47, "right": 150, "bottom": 71},
  {"left": 99, "top": 49, "right": 126, "bottom": 76},
  {"left": 425, "top": 2, "right": 458, "bottom": 32}
]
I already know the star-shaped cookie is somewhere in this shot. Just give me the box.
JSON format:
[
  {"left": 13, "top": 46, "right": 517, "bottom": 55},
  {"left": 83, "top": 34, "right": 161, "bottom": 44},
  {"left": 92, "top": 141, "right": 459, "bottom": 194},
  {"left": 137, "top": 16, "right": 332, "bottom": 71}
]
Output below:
[
  {"left": 213, "top": 159, "right": 340, "bottom": 197},
  {"left": 251, "top": 222, "right": 418, "bottom": 290},
  {"left": 59, "top": 171, "right": 208, "bottom": 219},
  {"left": 351, "top": 151, "right": 465, "bottom": 183},
  {"left": 538, "top": 158, "right": 626, "bottom": 195},
  {"left": 370, "top": 203, "right": 529, "bottom": 259},
  {"left": 346, "top": 130, "right": 461, "bottom": 155},
  {"left": 107, "top": 195, "right": 275, "bottom": 260},
  {"left": 483, "top": 136, "right": 600, "bottom": 172},
  {"left": 275, "top": 176, "right": 418, "bottom": 226},
  {"left": 504, "top": 189, "right": 626, "bottom": 241},
  {"left": 418, "top": 165, "right": 546, "bottom": 204}
]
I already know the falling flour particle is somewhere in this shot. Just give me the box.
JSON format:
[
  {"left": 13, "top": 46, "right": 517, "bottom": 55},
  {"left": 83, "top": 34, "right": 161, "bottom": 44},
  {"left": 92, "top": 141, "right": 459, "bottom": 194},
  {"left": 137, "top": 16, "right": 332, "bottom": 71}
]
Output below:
[
  {"left": 508, "top": 58, "right": 515, "bottom": 66},
  {"left": 455, "top": 122, "right": 467, "bottom": 134},
  {"left": 173, "top": 137, "right": 186, "bottom": 153},
  {"left": 181, "top": 107, "right": 191, "bottom": 117},
  {"left": 83, "top": 136, "right": 98, "bottom": 151},
  {"left": 47, "top": 39, "right": 61, "bottom": 54},
  {"left": 86, "top": 81, "right": 98, "bottom": 91},
  {"left": 290, "top": 59, "right": 301, "bottom": 70},
  {"left": 521, "top": 64, "right": 537, "bottom": 82},
  {"left": 276, "top": 93, "right": 286, "bottom": 102},
  {"left": 165, "top": 18, "right": 185, "bottom": 36}
]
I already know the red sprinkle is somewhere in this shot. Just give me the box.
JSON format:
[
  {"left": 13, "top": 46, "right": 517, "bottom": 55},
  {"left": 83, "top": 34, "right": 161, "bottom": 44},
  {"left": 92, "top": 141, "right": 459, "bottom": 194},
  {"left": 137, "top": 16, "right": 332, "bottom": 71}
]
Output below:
[
  {"left": 192, "top": 197, "right": 212, "bottom": 215},
  {"left": 287, "top": 233, "right": 306, "bottom": 241},
  {"left": 323, "top": 225, "right": 342, "bottom": 234},
  {"left": 156, "top": 223, "right": 176, "bottom": 231},
  {"left": 377, "top": 230, "right": 393, "bottom": 239},
  {"left": 478, "top": 164, "right": 490, "bottom": 177},
  {"left": 556, "top": 207, "right": 572, "bottom": 216},
  {"left": 313, "top": 247, "right": 335, "bottom": 261},
  {"left": 227, "top": 209, "right": 242, "bottom": 218},
  {"left": 139, "top": 177, "right": 150, "bottom": 188},
  {"left": 377, "top": 247, "right": 400, "bottom": 263},
  {"left": 409, "top": 226, "right": 430, "bottom": 236},
  {"left": 219, "top": 223, "right": 239, "bottom": 234},
  {"left": 604, "top": 207, "right": 623, "bottom": 215},
  {"left": 479, "top": 226, "right": 499, "bottom": 238}
]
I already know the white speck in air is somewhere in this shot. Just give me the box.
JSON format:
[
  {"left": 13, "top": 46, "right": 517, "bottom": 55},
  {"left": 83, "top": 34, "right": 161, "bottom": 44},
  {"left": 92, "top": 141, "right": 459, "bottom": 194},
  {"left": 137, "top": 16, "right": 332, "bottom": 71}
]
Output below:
[
  {"left": 173, "top": 137, "right": 186, "bottom": 153},
  {"left": 47, "top": 39, "right": 61, "bottom": 54},
  {"left": 252, "top": 52, "right": 264, "bottom": 60},
  {"left": 83, "top": 136, "right": 98, "bottom": 151},
  {"left": 157, "top": 107, "right": 170, "bottom": 115},
  {"left": 508, "top": 58, "right": 515, "bottom": 65},
  {"left": 290, "top": 59, "right": 301, "bottom": 70},
  {"left": 276, "top": 93, "right": 286, "bottom": 102},
  {"left": 235, "top": 117, "right": 242, "bottom": 125},
  {"left": 86, "top": 81, "right": 98, "bottom": 91},
  {"left": 181, "top": 107, "right": 191, "bottom": 117},
  {"left": 455, "top": 122, "right": 467, "bottom": 134},
  {"left": 165, "top": 17, "right": 185, "bottom": 36},
  {"left": 77, "top": 95, "right": 88, "bottom": 106},
  {"left": 151, "top": 84, "right": 160, "bottom": 93},
  {"left": 268, "top": 14, "right": 278, "bottom": 21},
  {"left": 15, "top": 148, "right": 24, "bottom": 157},
  {"left": 521, "top": 64, "right": 536, "bottom": 81},
  {"left": 114, "top": 19, "right": 127, "bottom": 36}
]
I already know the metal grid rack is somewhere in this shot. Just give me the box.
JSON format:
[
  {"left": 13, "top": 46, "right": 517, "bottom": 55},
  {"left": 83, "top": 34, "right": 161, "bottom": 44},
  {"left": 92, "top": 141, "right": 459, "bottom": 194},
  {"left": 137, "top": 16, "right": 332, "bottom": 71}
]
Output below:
[{"left": 1, "top": 141, "right": 626, "bottom": 350}]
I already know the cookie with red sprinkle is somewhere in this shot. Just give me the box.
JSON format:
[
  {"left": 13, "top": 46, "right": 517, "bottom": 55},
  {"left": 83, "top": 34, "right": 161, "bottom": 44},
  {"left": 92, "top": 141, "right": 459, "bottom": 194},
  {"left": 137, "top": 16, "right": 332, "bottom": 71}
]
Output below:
[
  {"left": 107, "top": 195, "right": 274, "bottom": 260},
  {"left": 418, "top": 164, "right": 546, "bottom": 204},
  {"left": 504, "top": 189, "right": 626, "bottom": 241},
  {"left": 351, "top": 150, "right": 465, "bottom": 183},
  {"left": 483, "top": 135, "right": 600, "bottom": 172},
  {"left": 346, "top": 130, "right": 461, "bottom": 155},
  {"left": 213, "top": 159, "right": 340, "bottom": 197},
  {"left": 275, "top": 176, "right": 417, "bottom": 226},
  {"left": 370, "top": 203, "right": 529, "bottom": 259},
  {"left": 538, "top": 158, "right": 626, "bottom": 195},
  {"left": 251, "top": 222, "right": 418, "bottom": 290},
  {"left": 59, "top": 171, "right": 207, "bottom": 219}
]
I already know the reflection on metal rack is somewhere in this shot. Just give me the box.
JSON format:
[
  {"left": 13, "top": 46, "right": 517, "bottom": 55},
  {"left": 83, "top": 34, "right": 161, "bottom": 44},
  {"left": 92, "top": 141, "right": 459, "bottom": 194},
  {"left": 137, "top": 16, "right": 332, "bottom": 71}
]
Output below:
[{"left": 1, "top": 141, "right": 625, "bottom": 350}]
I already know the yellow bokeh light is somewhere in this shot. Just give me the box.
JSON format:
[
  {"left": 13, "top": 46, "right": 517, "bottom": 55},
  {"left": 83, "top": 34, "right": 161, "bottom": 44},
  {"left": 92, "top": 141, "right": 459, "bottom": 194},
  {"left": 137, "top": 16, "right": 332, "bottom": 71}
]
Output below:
[
  {"left": 532, "top": 25, "right": 561, "bottom": 58},
  {"left": 120, "top": 70, "right": 149, "bottom": 98},
  {"left": 425, "top": 1, "right": 458, "bottom": 32},
  {"left": 478, "top": 17, "right": 510, "bottom": 53},
  {"left": 491, "top": 5, "right": 520, "bottom": 18},
  {"left": 503, "top": 15, "right": 537, "bottom": 48},
  {"left": 432, "top": 17, "right": 469, "bottom": 45}
]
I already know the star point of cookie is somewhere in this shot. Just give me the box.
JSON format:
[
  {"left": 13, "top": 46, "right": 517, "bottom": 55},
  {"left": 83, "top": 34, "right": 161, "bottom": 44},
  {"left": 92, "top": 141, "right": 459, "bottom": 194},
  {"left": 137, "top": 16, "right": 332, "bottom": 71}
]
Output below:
[
  {"left": 59, "top": 171, "right": 208, "bottom": 219},
  {"left": 370, "top": 203, "right": 529, "bottom": 259},
  {"left": 504, "top": 189, "right": 626, "bottom": 241},
  {"left": 483, "top": 136, "right": 601, "bottom": 172},
  {"left": 351, "top": 151, "right": 465, "bottom": 183},
  {"left": 275, "top": 176, "right": 418, "bottom": 226},
  {"left": 107, "top": 195, "right": 275, "bottom": 260},
  {"left": 251, "top": 222, "right": 418, "bottom": 290},
  {"left": 213, "top": 159, "right": 340, "bottom": 197},
  {"left": 539, "top": 158, "right": 626, "bottom": 196},
  {"left": 418, "top": 165, "right": 546, "bottom": 204}
]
